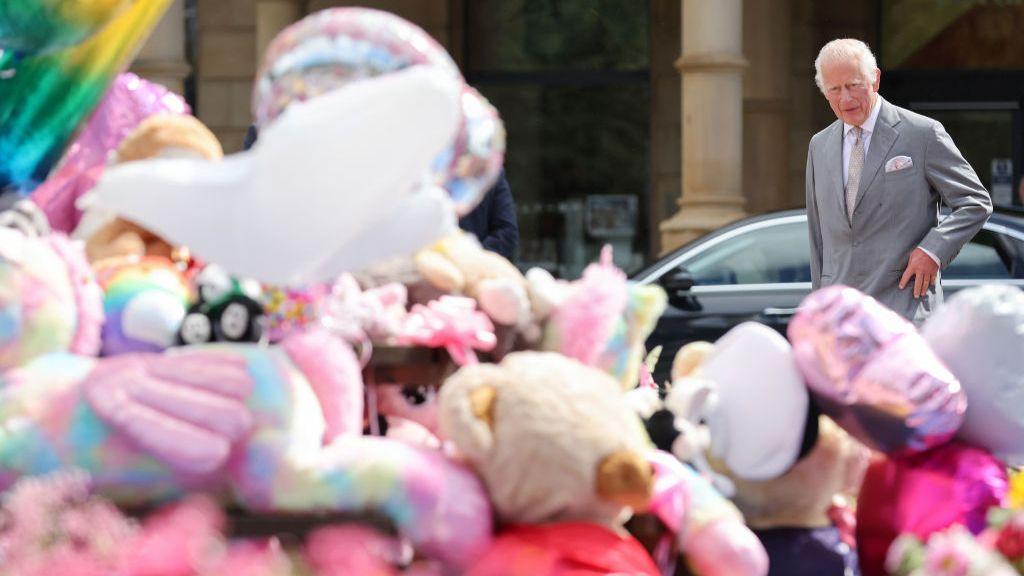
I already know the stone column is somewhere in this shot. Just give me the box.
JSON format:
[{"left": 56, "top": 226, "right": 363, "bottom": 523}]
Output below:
[
  {"left": 648, "top": 0, "right": 682, "bottom": 258},
  {"left": 660, "top": 0, "right": 747, "bottom": 252},
  {"left": 256, "top": 0, "right": 304, "bottom": 65},
  {"left": 743, "top": 0, "right": 791, "bottom": 214},
  {"left": 132, "top": 0, "right": 191, "bottom": 95}
]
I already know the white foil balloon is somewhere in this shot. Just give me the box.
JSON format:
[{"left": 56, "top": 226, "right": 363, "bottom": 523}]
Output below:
[
  {"left": 922, "top": 284, "right": 1024, "bottom": 466},
  {"left": 91, "top": 66, "right": 461, "bottom": 286}
]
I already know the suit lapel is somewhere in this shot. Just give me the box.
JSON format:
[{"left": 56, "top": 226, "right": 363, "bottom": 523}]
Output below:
[
  {"left": 824, "top": 121, "right": 846, "bottom": 224},
  {"left": 854, "top": 98, "right": 901, "bottom": 214}
]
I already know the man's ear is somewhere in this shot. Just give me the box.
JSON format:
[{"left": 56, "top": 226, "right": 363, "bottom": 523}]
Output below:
[
  {"left": 439, "top": 364, "right": 507, "bottom": 461},
  {"left": 871, "top": 67, "right": 881, "bottom": 92}
]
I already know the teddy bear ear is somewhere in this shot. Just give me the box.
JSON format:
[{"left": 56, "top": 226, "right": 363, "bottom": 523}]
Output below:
[{"left": 439, "top": 364, "right": 507, "bottom": 461}]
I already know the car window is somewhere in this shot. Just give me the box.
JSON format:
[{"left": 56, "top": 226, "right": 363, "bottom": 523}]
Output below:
[
  {"left": 678, "top": 221, "right": 811, "bottom": 285},
  {"left": 945, "top": 229, "right": 1012, "bottom": 280}
]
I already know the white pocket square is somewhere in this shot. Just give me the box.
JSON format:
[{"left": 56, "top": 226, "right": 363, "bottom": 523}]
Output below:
[{"left": 885, "top": 155, "right": 913, "bottom": 172}]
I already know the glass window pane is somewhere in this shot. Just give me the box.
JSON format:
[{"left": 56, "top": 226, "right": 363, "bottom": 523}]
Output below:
[
  {"left": 679, "top": 222, "right": 811, "bottom": 286},
  {"left": 924, "top": 110, "right": 1016, "bottom": 209},
  {"left": 478, "top": 82, "right": 650, "bottom": 278},
  {"left": 945, "top": 229, "right": 1012, "bottom": 279},
  {"left": 467, "top": 0, "right": 650, "bottom": 72}
]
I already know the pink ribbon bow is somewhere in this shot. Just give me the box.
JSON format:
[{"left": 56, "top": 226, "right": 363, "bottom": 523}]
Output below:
[{"left": 397, "top": 296, "right": 496, "bottom": 366}]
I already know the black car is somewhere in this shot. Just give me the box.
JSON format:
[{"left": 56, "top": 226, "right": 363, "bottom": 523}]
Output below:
[{"left": 634, "top": 209, "right": 1024, "bottom": 382}]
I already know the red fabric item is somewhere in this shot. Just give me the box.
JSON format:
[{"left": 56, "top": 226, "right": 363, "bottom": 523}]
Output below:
[
  {"left": 469, "top": 522, "right": 660, "bottom": 576},
  {"left": 856, "top": 442, "right": 1008, "bottom": 576}
]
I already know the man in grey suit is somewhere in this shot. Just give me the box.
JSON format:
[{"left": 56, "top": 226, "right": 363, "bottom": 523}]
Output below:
[{"left": 806, "top": 39, "right": 992, "bottom": 322}]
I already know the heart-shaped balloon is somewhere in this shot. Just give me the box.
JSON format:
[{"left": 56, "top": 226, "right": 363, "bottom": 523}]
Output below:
[
  {"left": 253, "top": 7, "right": 504, "bottom": 216},
  {"left": 921, "top": 285, "right": 1024, "bottom": 466},
  {"left": 788, "top": 285, "right": 965, "bottom": 455},
  {"left": 253, "top": 7, "right": 460, "bottom": 127},
  {"left": 430, "top": 86, "right": 506, "bottom": 214},
  {"left": 0, "top": 0, "right": 170, "bottom": 193},
  {"left": 856, "top": 442, "right": 1008, "bottom": 576}
]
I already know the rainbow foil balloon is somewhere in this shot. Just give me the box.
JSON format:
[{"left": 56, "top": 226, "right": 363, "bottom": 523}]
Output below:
[{"left": 0, "top": 0, "right": 171, "bottom": 194}]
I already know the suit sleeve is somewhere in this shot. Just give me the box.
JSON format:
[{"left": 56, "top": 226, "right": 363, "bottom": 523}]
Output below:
[
  {"left": 806, "top": 142, "right": 823, "bottom": 289},
  {"left": 480, "top": 172, "right": 520, "bottom": 260},
  {"left": 917, "top": 122, "right": 993, "bottom": 268}
]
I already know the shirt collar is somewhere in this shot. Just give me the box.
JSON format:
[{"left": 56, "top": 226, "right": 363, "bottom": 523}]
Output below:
[{"left": 844, "top": 95, "right": 882, "bottom": 137}]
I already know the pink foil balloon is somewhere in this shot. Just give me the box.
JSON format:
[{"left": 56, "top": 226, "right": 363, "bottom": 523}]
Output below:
[
  {"left": 788, "top": 286, "right": 965, "bottom": 455},
  {"left": 855, "top": 442, "right": 1008, "bottom": 576},
  {"left": 30, "top": 72, "right": 189, "bottom": 233}
]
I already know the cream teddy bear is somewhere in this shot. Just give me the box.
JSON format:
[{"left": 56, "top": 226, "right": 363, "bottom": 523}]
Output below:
[
  {"left": 440, "top": 351, "right": 661, "bottom": 575},
  {"left": 414, "top": 231, "right": 535, "bottom": 338}
]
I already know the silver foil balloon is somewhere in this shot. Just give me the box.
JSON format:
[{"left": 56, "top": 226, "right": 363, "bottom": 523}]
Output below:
[
  {"left": 252, "top": 7, "right": 504, "bottom": 216},
  {"left": 788, "top": 286, "right": 965, "bottom": 455},
  {"left": 922, "top": 284, "right": 1024, "bottom": 466}
]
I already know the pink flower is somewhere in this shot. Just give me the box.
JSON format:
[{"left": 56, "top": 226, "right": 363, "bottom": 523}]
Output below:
[
  {"left": 397, "top": 296, "right": 496, "bottom": 366},
  {"left": 119, "top": 496, "right": 226, "bottom": 576},
  {"left": 924, "top": 531, "right": 973, "bottom": 576},
  {"left": 0, "top": 471, "right": 138, "bottom": 569},
  {"left": 304, "top": 524, "right": 402, "bottom": 576},
  {"left": 208, "top": 538, "right": 292, "bottom": 576}
]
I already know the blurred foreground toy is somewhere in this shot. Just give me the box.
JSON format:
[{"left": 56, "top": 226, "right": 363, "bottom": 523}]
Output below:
[
  {"left": 789, "top": 286, "right": 1009, "bottom": 576},
  {"left": 441, "top": 352, "right": 659, "bottom": 575}
]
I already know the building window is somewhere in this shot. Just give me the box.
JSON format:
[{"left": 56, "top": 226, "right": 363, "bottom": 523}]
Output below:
[
  {"left": 465, "top": 0, "right": 651, "bottom": 278},
  {"left": 881, "top": 0, "right": 1024, "bottom": 209}
]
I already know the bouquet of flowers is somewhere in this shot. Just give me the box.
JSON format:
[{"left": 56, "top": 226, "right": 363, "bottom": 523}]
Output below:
[
  {"left": 0, "top": 470, "right": 437, "bottom": 576},
  {"left": 886, "top": 471, "right": 1024, "bottom": 576}
]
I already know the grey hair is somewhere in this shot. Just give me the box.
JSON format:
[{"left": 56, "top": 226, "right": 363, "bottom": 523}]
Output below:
[{"left": 814, "top": 39, "right": 878, "bottom": 93}]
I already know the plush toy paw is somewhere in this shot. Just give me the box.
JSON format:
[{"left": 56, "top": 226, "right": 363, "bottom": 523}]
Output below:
[
  {"left": 83, "top": 349, "right": 255, "bottom": 475},
  {"left": 525, "top": 267, "right": 568, "bottom": 320},
  {"left": 476, "top": 277, "right": 528, "bottom": 327},
  {"left": 415, "top": 249, "right": 466, "bottom": 293}
]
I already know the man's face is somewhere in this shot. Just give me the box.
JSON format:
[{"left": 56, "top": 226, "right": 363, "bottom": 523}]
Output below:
[{"left": 821, "top": 59, "right": 879, "bottom": 127}]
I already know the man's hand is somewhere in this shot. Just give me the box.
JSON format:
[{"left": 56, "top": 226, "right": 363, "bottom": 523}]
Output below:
[{"left": 899, "top": 247, "right": 940, "bottom": 298}]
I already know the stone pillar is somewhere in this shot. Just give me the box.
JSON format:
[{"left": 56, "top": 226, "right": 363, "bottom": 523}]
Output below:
[
  {"left": 648, "top": 0, "right": 682, "bottom": 258},
  {"left": 132, "top": 0, "right": 191, "bottom": 95},
  {"left": 196, "top": 0, "right": 258, "bottom": 152},
  {"left": 660, "top": 0, "right": 747, "bottom": 252},
  {"left": 743, "top": 0, "right": 791, "bottom": 214},
  {"left": 256, "top": 0, "right": 303, "bottom": 65}
]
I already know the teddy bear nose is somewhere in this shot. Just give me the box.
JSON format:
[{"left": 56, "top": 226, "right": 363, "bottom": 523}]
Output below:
[{"left": 596, "top": 450, "right": 654, "bottom": 511}]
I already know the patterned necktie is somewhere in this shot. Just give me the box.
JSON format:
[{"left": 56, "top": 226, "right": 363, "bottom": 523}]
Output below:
[{"left": 846, "top": 126, "right": 864, "bottom": 222}]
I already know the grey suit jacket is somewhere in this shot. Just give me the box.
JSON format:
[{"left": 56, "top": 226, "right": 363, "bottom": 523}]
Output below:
[{"left": 806, "top": 97, "right": 992, "bottom": 322}]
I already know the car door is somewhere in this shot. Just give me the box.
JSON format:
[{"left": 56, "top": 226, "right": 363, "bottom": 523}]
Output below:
[
  {"left": 942, "top": 222, "right": 1024, "bottom": 296},
  {"left": 644, "top": 215, "right": 811, "bottom": 382}
]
